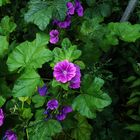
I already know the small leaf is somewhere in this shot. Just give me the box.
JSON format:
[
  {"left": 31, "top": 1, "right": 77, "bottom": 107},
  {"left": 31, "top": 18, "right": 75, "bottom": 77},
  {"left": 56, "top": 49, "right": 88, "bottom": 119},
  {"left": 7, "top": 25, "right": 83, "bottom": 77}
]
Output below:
[
  {"left": 21, "top": 108, "right": 33, "bottom": 119},
  {"left": 0, "top": 16, "right": 17, "bottom": 36},
  {"left": 0, "top": 96, "right": 6, "bottom": 107},
  {"left": 32, "top": 94, "right": 46, "bottom": 108},
  {"left": 12, "top": 69, "right": 40, "bottom": 97},
  {"left": 0, "top": 36, "right": 8, "bottom": 57},
  {"left": 125, "top": 124, "right": 140, "bottom": 132}
]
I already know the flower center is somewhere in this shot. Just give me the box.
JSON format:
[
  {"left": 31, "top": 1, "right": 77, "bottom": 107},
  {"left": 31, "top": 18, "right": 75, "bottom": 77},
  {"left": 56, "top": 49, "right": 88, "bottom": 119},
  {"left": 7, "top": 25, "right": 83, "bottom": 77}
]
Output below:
[{"left": 63, "top": 70, "right": 67, "bottom": 75}]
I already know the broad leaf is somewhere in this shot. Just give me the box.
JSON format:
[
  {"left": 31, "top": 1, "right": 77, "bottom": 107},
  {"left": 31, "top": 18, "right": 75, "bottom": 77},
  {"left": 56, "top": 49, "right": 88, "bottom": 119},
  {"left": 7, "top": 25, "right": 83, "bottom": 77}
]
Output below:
[
  {"left": 7, "top": 33, "right": 52, "bottom": 72},
  {"left": 72, "top": 93, "right": 111, "bottom": 119},
  {"left": 24, "top": 0, "right": 67, "bottom": 30},
  {"left": 28, "top": 120, "right": 62, "bottom": 140},
  {"left": 0, "top": 36, "right": 8, "bottom": 57},
  {"left": 71, "top": 114, "right": 92, "bottom": 140},
  {"left": 12, "top": 69, "right": 40, "bottom": 97}
]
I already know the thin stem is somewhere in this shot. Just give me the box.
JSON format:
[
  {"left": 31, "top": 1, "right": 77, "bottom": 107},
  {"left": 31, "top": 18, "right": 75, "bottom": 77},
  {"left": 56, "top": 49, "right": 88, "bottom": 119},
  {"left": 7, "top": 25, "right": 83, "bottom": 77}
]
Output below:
[{"left": 120, "top": 0, "right": 138, "bottom": 22}]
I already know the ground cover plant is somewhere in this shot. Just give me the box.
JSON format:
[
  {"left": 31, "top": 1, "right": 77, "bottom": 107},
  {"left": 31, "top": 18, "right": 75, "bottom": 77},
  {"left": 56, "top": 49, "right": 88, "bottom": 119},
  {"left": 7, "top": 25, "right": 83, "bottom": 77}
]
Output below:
[{"left": 0, "top": 0, "right": 140, "bottom": 139}]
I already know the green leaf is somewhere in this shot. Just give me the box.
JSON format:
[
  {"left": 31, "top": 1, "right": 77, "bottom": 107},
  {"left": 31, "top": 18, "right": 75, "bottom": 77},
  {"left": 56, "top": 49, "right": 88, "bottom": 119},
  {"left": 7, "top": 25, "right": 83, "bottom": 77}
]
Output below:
[
  {"left": 21, "top": 108, "right": 33, "bottom": 119},
  {"left": 12, "top": 69, "right": 40, "bottom": 97},
  {"left": 32, "top": 94, "right": 46, "bottom": 108},
  {"left": 0, "top": 96, "right": 6, "bottom": 107},
  {"left": 0, "top": 16, "right": 17, "bottom": 36},
  {"left": 82, "top": 75, "right": 104, "bottom": 95},
  {"left": 28, "top": 120, "right": 62, "bottom": 139},
  {"left": 7, "top": 33, "right": 52, "bottom": 72},
  {"left": 52, "top": 79, "right": 68, "bottom": 90},
  {"left": 52, "top": 45, "right": 81, "bottom": 66},
  {"left": 61, "top": 38, "right": 72, "bottom": 49},
  {"left": 0, "top": 0, "right": 10, "bottom": 6},
  {"left": 0, "top": 35, "right": 8, "bottom": 57},
  {"left": 108, "top": 22, "right": 140, "bottom": 42},
  {"left": 72, "top": 93, "right": 111, "bottom": 119},
  {"left": 71, "top": 115, "right": 92, "bottom": 140},
  {"left": 24, "top": 0, "right": 67, "bottom": 30},
  {"left": 125, "top": 124, "right": 140, "bottom": 132}
]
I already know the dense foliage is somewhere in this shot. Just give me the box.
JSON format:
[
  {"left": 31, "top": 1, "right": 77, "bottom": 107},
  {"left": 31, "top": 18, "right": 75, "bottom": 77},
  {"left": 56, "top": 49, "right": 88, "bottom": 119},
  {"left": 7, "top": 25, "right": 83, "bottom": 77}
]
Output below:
[{"left": 0, "top": 0, "right": 140, "bottom": 139}]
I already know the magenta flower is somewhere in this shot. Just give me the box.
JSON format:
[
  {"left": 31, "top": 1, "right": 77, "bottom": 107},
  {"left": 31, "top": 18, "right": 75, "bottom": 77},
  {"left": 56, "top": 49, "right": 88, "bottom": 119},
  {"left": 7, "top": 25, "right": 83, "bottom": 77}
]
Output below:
[
  {"left": 56, "top": 113, "right": 66, "bottom": 121},
  {"left": 69, "top": 65, "right": 81, "bottom": 89},
  {"left": 58, "top": 16, "right": 71, "bottom": 29},
  {"left": 38, "top": 84, "right": 47, "bottom": 96},
  {"left": 0, "top": 108, "right": 4, "bottom": 127},
  {"left": 67, "top": 2, "right": 75, "bottom": 15},
  {"left": 56, "top": 106, "right": 73, "bottom": 121},
  {"left": 75, "top": 0, "right": 84, "bottom": 17},
  {"left": 62, "top": 106, "right": 73, "bottom": 114},
  {"left": 49, "top": 30, "right": 59, "bottom": 44},
  {"left": 53, "top": 60, "right": 76, "bottom": 83},
  {"left": 4, "top": 130, "right": 17, "bottom": 140},
  {"left": 47, "top": 99, "right": 59, "bottom": 110}
]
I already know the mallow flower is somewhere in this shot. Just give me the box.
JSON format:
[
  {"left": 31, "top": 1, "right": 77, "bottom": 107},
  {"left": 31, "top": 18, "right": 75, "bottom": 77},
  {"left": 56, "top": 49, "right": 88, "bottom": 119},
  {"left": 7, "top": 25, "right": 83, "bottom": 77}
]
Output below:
[
  {"left": 56, "top": 106, "right": 73, "bottom": 121},
  {"left": 58, "top": 16, "right": 71, "bottom": 29},
  {"left": 69, "top": 65, "right": 81, "bottom": 89},
  {"left": 38, "top": 84, "right": 48, "bottom": 96},
  {"left": 47, "top": 99, "right": 59, "bottom": 110},
  {"left": 0, "top": 108, "right": 4, "bottom": 127},
  {"left": 49, "top": 29, "right": 59, "bottom": 44},
  {"left": 75, "top": 0, "right": 84, "bottom": 17},
  {"left": 3, "top": 130, "right": 17, "bottom": 140},
  {"left": 66, "top": 2, "right": 75, "bottom": 15},
  {"left": 53, "top": 60, "right": 76, "bottom": 83}
]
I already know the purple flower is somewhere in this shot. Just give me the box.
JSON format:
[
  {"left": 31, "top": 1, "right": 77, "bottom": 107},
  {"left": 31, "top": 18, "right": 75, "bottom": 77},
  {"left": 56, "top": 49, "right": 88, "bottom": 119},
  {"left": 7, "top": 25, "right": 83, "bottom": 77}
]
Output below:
[
  {"left": 0, "top": 108, "right": 4, "bottom": 127},
  {"left": 56, "top": 113, "right": 66, "bottom": 121},
  {"left": 4, "top": 130, "right": 17, "bottom": 140},
  {"left": 67, "top": 2, "right": 75, "bottom": 15},
  {"left": 47, "top": 99, "right": 59, "bottom": 110},
  {"left": 53, "top": 60, "right": 76, "bottom": 83},
  {"left": 49, "top": 30, "right": 59, "bottom": 44},
  {"left": 69, "top": 65, "right": 81, "bottom": 89},
  {"left": 62, "top": 106, "right": 73, "bottom": 114},
  {"left": 52, "top": 19, "right": 59, "bottom": 25},
  {"left": 75, "top": 0, "right": 84, "bottom": 17},
  {"left": 38, "top": 85, "right": 48, "bottom": 96},
  {"left": 58, "top": 16, "right": 71, "bottom": 29}
]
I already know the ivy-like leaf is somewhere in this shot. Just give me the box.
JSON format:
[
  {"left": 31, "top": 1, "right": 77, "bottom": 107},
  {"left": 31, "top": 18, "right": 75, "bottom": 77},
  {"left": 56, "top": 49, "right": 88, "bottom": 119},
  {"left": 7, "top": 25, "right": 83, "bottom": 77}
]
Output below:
[
  {"left": 28, "top": 120, "right": 62, "bottom": 140},
  {"left": 12, "top": 69, "right": 40, "bottom": 97},
  {"left": 7, "top": 33, "right": 52, "bottom": 72},
  {"left": 24, "top": 0, "right": 67, "bottom": 30},
  {"left": 0, "top": 36, "right": 8, "bottom": 57}
]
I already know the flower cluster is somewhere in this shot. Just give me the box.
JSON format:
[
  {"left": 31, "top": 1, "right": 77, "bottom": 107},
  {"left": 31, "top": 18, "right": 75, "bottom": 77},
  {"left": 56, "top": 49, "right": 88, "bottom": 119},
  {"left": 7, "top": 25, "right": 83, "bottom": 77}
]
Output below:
[
  {"left": 53, "top": 60, "right": 81, "bottom": 89},
  {"left": 44, "top": 99, "right": 73, "bottom": 121},
  {"left": 49, "top": 0, "right": 83, "bottom": 44},
  {"left": 0, "top": 108, "right": 4, "bottom": 127}
]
